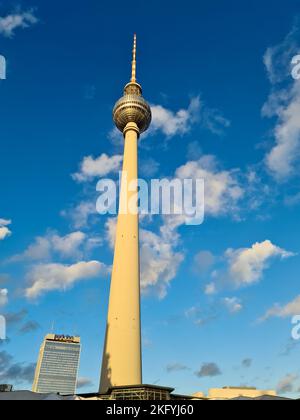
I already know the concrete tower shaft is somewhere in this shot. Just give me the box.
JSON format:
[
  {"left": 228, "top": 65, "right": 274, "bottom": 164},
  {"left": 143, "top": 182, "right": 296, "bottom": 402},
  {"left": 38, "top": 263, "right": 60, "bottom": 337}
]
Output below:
[{"left": 100, "top": 36, "right": 151, "bottom": 393}]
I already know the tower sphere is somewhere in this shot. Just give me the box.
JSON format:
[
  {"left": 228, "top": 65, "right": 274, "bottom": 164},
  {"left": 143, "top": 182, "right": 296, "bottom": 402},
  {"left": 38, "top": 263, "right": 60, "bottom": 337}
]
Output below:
[
  {"left": 113, "top": 83, "right": 152, "bottom": 134},
  {"left": 113, "top": 35, "right": 152, "bottom": 135}
]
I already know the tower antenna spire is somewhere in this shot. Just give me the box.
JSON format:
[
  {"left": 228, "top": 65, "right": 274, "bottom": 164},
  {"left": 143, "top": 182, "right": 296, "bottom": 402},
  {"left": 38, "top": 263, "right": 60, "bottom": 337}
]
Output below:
[{"left": 131, "top": 33, "right": 137, "bottom": 83}]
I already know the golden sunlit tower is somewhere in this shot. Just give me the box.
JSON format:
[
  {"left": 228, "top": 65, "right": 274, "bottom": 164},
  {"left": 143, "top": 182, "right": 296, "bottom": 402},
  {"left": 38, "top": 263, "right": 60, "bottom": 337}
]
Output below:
[{"left": 100, "top": 35, "right": 152, "bottom": 393}]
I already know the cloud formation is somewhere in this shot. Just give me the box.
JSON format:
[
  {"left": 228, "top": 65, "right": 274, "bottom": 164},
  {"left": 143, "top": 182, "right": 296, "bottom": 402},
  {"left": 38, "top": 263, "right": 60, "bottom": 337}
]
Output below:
[
  {"left": 226, "top": 240, "right": 294, "bottom": 287},
  {"left": 242, "top": 358, "right": 253, "bottom": 368},
  {"left": 263, "top": 81, "right": 300, "bottom": 180},
  {"left": 176, "top": 155, "right": 244, "bottom": 218},
  {"left": 11, "top": 231, "right": 87, "bottom": 262},
  {"left": 260, "top": 295, "right": 300, "bottom": 322},
  {"left": 2, "top": 309, "right": 40, "bottom": 335},
  {"left": 51, "top": 231, "right": 87, "bottom": 258},
  {"left": 0, "top": 351, "right": 35, "bottom": 385},
  {"left": 0, "top": 9, "right": 38, "bottom": 38},
  {"left": 4, "top": 310, "right": 28, "bottom": 327},
  {"left": 19, "top": 321, "right": 40, "bottom": 335},
  {"left": 73, "top": 153, "right": 122, "bottom": 182},
  {"left": 166, "top": 363, "right": 190, "bottom": 373},
  {"left": 0, "top": 219, "right": 12, "bottom": 241},
  {"left": 205, "top": 240, "right": 294, "bottom": 293},
  {"left": 149, "top": 97, "right": 201, "bottom": 137},
  {"left": 140, "top": 228, "right": 184, "bottom": 299},
  {"left": 223, "top": 297, "right": 243, "bottom": 314},
  {"left": 62, "top": 201, "right": 97, "bottom": 229},
  {"left": 148, "top": 96, "right": 230, "bottom": 139},
  {"left": 263, "top": 25, "right": 300, "bottom": 181},
  {"left": 195, "top": 362, "right": 222, "bottom": 378},
  {"left": 25, "top": 260, "right": 109, "bottom": 299}
]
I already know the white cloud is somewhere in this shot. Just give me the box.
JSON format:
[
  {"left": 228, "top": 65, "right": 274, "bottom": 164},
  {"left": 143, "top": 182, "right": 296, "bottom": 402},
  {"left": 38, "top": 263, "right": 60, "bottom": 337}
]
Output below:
[
  {"left": 223, "top": 297, "right": 243, "bottom": 314},
  {"left": 25, "top": 260, "right": 108, "bottom": 299},
  {"left": 0, "top": 219, "right": 11, "bottom": 226},
  {"left": 0, "top": 219, "right": 12, "bottom": 241},
  {"left": 0, "top": 9, "right": 38, "bottom": 38},
  {"left": 62, "top": 200, "right": 97, "bottom": 229},
  {"left": 226, "top": 240, "right": 294, "bottom": 288},
  {"left": 73, "top": 153, "right": 122, "bottom": 182},
  {"left": 261, "top": 295, "right": 300, "bottom": 322},
  {"left": 264, "top": 81, "right": 300, "bottom": 180},
  {"left": 176, "top": 155, "right": 244, "bottom": 218},
  {"left": 263, "top": 25, "right": 300, "bottom": 181},
  {"left": 140, "top": 229, "right": 184, "bottom": 299},
  {"left": 0, "top": 227, "right": 11, "bottom": 241},
  {"left": 14, "top": 236, "right": 51, "bottom": 261},
  {"left": 263, "top": 25, "right": 299, "bottom": 84},
  {"left": 148, "top": 96, "right": 230, "bottom": 139},
  {"left": 51, "top": 232, "right": 86, "bottom": 258},
  {"left": 11, "top": 231, "right": 87, "bottom": 262},
  {"left": 204, "top": 240, "right": 295, "bottom": 294},
  {"left": 0, "top": 289, "right": 8, "bottom": 307},
  {"left": 149, "top": 97, "right": 200, "bottom": 137}
]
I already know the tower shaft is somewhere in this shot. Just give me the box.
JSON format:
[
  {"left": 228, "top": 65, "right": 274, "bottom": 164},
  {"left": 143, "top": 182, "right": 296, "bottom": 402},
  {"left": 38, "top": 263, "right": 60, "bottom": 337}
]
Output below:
[{"left": 100, "top": 122, "right": 142, "bottom": 393}]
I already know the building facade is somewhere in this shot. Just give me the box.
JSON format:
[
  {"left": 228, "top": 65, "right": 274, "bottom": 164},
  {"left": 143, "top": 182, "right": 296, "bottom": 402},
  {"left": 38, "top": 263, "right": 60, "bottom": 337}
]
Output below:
[
  {"left": 0, "top": 385, "right": 13, "bottom": 392},
  {"left": 206, "top": 387, "right": 277, "bottom": 400},
  {"left": 32, "top": 334, "right": 81, "bottom": 395}
]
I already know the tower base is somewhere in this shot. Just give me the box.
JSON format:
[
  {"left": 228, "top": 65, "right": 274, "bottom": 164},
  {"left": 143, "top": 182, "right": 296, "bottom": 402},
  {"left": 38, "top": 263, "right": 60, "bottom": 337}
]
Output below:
[{"left": 80, "top": 384, "right": 197, "bottom": 401}]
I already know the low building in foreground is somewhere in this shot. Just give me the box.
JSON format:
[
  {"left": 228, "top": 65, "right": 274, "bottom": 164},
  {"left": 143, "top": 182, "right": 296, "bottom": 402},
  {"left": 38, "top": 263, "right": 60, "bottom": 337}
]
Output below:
[
  {"left": 205, "top": 387, "right": 277, "bottom": 400},
  {"left": 0, "top": 384, "right": 13, "bottom": 393},
  {"left": 32, "top": 334, "right": 81, "bottom": 395}
]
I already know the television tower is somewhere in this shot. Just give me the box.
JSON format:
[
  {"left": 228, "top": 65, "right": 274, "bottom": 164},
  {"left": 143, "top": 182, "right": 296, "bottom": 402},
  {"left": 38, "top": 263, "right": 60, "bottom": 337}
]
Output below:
[{"left": 100, "top": 35, "right": 152, "bottom": 393}]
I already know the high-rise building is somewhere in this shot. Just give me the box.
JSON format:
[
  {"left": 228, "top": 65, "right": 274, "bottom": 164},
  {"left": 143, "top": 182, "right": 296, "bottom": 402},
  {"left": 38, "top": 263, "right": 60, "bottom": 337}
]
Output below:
[
  {"left": 32, "top": 334, "right": 81, "bottom": 395},
  {"left": 99, "top": 35, "right": 152, "bottom": 393},
  {"left": 0, "top": 385, "right": 13, "bottom": 392}
]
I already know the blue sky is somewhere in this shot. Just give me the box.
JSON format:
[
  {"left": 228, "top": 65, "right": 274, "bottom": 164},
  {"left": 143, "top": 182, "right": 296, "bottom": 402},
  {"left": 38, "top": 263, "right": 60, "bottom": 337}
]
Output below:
[{"left": 1, "top": 0, "right": 300, "bottom": 397}]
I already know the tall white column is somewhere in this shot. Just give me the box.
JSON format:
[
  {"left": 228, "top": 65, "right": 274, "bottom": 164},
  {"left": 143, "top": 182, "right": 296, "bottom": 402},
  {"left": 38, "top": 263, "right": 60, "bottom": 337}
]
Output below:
[{"left": 100, "top": 122, "right": 142, "bottom": 393}]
